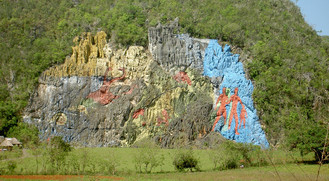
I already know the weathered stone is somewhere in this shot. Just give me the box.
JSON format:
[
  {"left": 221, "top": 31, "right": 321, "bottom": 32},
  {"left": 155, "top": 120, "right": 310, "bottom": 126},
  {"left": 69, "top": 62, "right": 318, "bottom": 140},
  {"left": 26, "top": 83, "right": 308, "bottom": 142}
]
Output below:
[
  {"left": 24, "top": 36, "right": 152, "bottom": 146},
  {"left": 148, "top": 20, "right": 208, "bottom": 71},
  {"left": 44, "top": 31, "right": 108, "bottom": 77}
]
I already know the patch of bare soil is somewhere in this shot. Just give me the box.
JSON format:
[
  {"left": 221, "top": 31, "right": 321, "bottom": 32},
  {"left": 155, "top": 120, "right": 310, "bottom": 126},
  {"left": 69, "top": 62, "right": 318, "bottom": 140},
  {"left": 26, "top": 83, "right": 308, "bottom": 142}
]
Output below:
[{"left": 0, "top": 175, "right": 123, "bottom": 180}]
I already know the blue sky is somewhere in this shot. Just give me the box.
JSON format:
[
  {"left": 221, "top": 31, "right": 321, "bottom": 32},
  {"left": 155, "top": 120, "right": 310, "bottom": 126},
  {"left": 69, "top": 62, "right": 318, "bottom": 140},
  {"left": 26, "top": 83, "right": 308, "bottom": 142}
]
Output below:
[{"left": 293, "top": 0, "right": 329, "bottom": 36}]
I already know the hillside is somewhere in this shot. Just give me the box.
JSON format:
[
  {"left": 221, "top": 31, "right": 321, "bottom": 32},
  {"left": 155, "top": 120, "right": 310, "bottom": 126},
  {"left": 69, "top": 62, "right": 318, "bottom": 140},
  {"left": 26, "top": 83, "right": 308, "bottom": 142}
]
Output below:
[{"left": 0, "top": 0, "right": 328, "bottom": 154}]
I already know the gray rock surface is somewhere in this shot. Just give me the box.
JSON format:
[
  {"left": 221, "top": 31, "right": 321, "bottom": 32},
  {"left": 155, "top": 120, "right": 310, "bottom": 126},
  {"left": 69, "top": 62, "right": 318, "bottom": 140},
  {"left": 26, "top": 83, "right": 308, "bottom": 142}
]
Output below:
[
  {"left": 24, "top": 75, "right": 143, "bottom": 146},
  {"left": 148, "top": 20, "right": 209, "bottom": 72}
]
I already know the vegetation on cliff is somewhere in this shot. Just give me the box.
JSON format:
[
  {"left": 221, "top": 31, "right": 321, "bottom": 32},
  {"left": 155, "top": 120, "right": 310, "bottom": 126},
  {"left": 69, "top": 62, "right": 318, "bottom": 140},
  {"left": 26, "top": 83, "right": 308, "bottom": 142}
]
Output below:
[{"left": 0, "top": 0, "right": 328, "bottom": 157}]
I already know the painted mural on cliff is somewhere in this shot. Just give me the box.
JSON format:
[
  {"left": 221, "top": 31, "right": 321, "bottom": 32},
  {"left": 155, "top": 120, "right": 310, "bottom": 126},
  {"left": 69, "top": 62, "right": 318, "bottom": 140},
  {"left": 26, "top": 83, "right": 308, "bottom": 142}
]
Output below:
[
  {"left": 148, "top": 22, "right": 269, "bottom": 147},
  {"left": 24, "top": 23, "right": 269, "bottom": 148},
  {"left": 203, "top": 40, "right": 269, "bottom": 148}
]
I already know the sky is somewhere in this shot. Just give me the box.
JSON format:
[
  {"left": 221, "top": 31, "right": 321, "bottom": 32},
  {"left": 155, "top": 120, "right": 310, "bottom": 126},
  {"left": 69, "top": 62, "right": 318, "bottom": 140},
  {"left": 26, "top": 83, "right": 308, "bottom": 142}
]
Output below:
[{"left": 293, "top": 0, "right": 329, "bottom": 36}]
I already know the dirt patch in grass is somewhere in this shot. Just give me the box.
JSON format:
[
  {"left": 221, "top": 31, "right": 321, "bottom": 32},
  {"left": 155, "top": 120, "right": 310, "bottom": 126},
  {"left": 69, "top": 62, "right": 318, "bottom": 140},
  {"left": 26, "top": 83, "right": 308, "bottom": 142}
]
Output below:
[{"left": 0, "top": 175, "right": 123, "bottom": 180}]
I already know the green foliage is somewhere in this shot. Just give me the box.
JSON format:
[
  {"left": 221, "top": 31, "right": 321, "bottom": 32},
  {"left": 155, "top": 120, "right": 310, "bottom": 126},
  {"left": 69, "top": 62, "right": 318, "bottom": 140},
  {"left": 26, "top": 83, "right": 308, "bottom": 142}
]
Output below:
[
  {"left": 173, "top": 149, "right": 200, "bottom": 172},
  {"left": 0, "top": 160, "right": 17, "bottom": 175},
  {"left": 284, "top": 116, "right": 328, "bottom": 161},
  {"left": 49, "top": 136, "right": 72, "bottom": 152},
  {"left": 107, "top": 0, "right": 147, "bottom": 46},
  {"left": 6, "top": 160, "right": 17, "bottom": 174},
  {"left": 7, "top": 122, "right": 39, "bottom": 146},
  {"left": 0, "top": 102, "right": 20, "bottom": 136}
]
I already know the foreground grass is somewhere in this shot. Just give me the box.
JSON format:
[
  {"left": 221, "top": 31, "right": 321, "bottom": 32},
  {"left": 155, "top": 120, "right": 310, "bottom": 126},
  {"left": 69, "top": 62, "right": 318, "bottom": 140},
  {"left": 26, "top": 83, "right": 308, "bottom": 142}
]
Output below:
[
  {"left": 11, "top": 147, "right": 313, "bottom": 174},
  {"left": 19, "top": 147, "right": 313, "bottom": 172},
  {"left": 127, "top": 164, "right": 329, "bottom": 181},
  {"left": 1, "top": 164, "right": 328, "bottom": 181},
  {"left": 1, "top": 147, "right": 328, "bottom": 181}
]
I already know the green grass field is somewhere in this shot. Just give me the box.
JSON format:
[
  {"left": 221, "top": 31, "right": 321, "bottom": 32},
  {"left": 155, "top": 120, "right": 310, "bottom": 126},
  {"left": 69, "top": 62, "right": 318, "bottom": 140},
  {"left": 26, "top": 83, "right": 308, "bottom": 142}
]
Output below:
[
  {"left": 128, "top": 164, "right": 329, "bottom": 181},
  {"left": 1, "top": 147, "right": 328, "bottom": 181}
]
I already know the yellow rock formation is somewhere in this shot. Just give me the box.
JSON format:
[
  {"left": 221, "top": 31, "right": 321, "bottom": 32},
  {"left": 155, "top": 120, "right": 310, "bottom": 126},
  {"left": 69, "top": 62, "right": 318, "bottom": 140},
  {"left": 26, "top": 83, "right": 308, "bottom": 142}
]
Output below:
[
  {"left": 50, "top": 113, "right": 67, "bottom": 126},
  {"left": 45, "top": 31, "right": 107, "bottom": 77},
  {"left": 43, "top": 32, "right": 153, "bottom": 85}
]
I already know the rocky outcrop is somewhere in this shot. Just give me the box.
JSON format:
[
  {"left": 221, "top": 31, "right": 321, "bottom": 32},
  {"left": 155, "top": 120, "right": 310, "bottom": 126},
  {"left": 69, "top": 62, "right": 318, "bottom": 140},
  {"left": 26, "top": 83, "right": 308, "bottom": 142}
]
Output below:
[
  {"left": 149, "top": 23, "right": 268, "bottom": 147},
  {"left": 24, "top": 32, "right": 151, "bottom": 146},
  {"left": 44, "top": 31, "right": 107, "bottom": 77},
  {"left": 148, "top": 20, "right": 208, "bottom": 71},
  {"left": 24, "top": 23, "right": 269, "bottom": 148},
  {"left": 24, "top": 30, "right": 214, "bottom": 147}
]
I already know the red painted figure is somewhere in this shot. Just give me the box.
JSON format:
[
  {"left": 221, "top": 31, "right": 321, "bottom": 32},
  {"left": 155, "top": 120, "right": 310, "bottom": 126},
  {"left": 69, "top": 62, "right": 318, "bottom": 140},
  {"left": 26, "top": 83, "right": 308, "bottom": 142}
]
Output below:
[
  {"left": 212, "top": 87, "right": 229, "bottom": 131},
  {"left": 228, "top": 88, "right": 247, "bottom": 135},
  {"left": 124, "top": 84, "right": 137, "bottom": 95},
  {"left": 157, "top": 109, "right": 170, "bottom": 126},
  {"left": 86, "top": 67, "right": 125, "bottom": 105},
  {"left": 132, "top": 109, "right": 145, "bottom": 119},
  {"left": 173, "top": 71, "right": 192, "bottom": 85},
  {"left": 162, "top": 109, "right": 169, "bottom": 126},
  {"left": 239, "top": 105, "right": 247, "bottom": 129}
]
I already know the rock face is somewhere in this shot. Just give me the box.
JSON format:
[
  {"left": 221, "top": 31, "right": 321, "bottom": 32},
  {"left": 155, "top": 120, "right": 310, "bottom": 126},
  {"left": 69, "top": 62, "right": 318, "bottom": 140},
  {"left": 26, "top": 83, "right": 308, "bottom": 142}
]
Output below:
[
  {"left": 24, "top": 24, "right": 269, "bottom": 148},
  {"left": 148, "top": 20, "right": 208, "bottom": 71},
  {"left": 148, "top": 24, "right": 268, "bottom": 147},
  {"left": 24, "top": 35, "right": 149, "bottom": 146}
]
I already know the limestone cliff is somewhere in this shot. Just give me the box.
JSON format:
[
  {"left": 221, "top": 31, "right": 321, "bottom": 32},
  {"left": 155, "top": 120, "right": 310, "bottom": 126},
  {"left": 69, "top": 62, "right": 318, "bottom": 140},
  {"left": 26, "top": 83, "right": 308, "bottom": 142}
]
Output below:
[{"left": 24, "top": 24, "right": 269, "bottom": 148}]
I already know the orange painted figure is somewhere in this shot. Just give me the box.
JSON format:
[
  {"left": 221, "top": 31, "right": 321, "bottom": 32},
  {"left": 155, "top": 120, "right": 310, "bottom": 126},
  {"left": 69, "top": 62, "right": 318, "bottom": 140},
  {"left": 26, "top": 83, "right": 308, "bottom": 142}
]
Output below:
[
  {"left": 228, "top": 88, "right": 247, "bottom": 135},
  {"left": 239, "top": 105, "right": 247, "bottom": 129},
  {"left": 132, "top": 109, "right": 145, "bottom": 119},
  {"left": 173, "top": 72, "right": 192, "bottom": 85},
  {"left": 86, "top": 67, "right": 126, "bottom": 105},
  {"left": 157, "top": 109, "right": 170, "bottom": 126},
  {"left": 124, "top": 84, "right": 137, "bottom": 95},
  {"left": 212, "top": 87, "right": 229, "bottom": 131}
]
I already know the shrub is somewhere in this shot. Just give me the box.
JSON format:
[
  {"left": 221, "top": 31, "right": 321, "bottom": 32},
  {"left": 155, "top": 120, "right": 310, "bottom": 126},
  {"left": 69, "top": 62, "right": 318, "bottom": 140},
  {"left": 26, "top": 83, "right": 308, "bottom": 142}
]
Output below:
[{"left": 173, "top": 149, "right": 200, "bottom": 172}]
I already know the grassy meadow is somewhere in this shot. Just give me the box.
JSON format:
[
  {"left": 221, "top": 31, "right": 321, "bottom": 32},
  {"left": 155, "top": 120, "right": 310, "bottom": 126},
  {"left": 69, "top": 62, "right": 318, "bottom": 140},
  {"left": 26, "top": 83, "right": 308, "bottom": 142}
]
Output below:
[{"left": 1, "top": 146, "right": 329, "bottom": 180}]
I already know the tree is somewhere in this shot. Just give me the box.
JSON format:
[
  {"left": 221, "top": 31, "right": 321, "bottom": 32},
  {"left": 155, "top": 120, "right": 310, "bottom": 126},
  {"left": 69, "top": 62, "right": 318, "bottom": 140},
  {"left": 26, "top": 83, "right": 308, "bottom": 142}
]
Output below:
[
  {"left": 133, "top": 141, "right": 164, "bottom": 173},
  {"left": 47, "top": 136, "right": 72, "bottom": 173},
  {"left": 7, "top": 122, "right": 39, "bottom": 146},
  {"left": 285, "top": 110, "right": 329, "bottom": 161}
]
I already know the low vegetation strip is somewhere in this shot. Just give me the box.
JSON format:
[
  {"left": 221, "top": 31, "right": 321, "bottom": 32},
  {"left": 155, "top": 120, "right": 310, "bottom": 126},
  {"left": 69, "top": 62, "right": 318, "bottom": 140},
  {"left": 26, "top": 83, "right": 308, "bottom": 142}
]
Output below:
[
  {"left": 0, "top": 175, "right": 123, "bottom": 180},
  {"left": 133, "top": 166, "right": 329, "bottom": 181}
]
